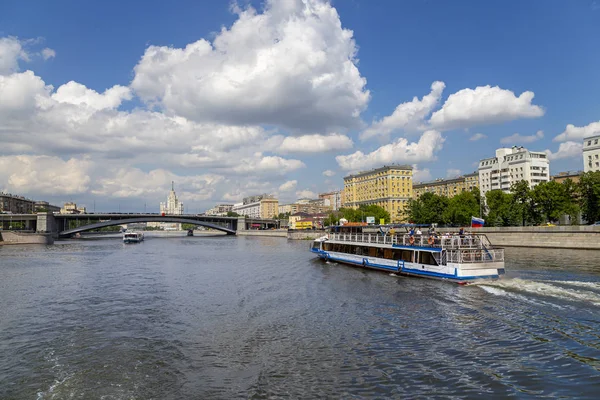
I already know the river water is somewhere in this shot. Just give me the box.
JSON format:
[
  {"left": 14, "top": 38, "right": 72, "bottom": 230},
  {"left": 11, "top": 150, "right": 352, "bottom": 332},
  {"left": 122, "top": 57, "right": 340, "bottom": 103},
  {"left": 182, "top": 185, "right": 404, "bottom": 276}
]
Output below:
[{"left": 1, "top": 234, "right": 599, "bottom": 399}]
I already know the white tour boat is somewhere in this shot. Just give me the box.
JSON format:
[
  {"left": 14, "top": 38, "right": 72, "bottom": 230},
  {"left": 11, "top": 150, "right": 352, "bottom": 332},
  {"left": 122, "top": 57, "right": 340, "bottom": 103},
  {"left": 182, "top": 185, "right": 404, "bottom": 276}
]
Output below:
[
  {"left": 123, "top": 232, "right": 144, "bottom": 244},
  {"left": 311, "top": 225, "right": 505, "bottom": 284}
]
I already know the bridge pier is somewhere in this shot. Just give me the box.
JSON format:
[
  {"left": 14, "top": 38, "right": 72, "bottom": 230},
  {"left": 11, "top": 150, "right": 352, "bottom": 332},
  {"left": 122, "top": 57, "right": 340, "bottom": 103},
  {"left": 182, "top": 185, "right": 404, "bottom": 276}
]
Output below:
[
  {"left": 237, "top": 216, "right": 246, "bottom": 232},
  {"left": 37, "top": 212, "right": 58, "bottom": 235}
]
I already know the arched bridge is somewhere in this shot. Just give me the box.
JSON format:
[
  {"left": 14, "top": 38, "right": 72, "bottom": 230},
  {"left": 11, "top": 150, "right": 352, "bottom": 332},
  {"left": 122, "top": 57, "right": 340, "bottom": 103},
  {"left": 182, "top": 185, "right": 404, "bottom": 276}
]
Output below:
[
  {"left": 59, "top": 216, "right": 237, "bottom": 237},
  {"left": 46, "top": 213, "right": 280, "bottom": 238}
]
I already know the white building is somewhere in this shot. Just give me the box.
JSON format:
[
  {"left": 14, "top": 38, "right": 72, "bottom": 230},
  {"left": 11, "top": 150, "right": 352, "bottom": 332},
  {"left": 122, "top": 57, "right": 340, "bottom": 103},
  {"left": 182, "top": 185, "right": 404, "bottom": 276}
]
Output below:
[
  {"left": 205, "top": 204, "right": 233, "bottom": 216},
  {"left": 583, "top": 135, "right": 600, "bottom": 173},
  {"left": 232, "top": 194, "right": 278, "bottom": 219},
  {"left": 479, "top": 146, "right": 550, "bottom": 197},
  {"left": 319, "top": 190, "right": 342, "bottom": 211},
  {"left": 160, "top": 182, "right": 184, "bottom": 215}
]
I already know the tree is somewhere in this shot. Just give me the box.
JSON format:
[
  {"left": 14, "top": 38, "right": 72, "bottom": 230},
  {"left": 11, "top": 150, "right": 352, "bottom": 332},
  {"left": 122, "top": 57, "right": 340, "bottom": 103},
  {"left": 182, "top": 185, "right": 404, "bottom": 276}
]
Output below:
[
  {"left": 182, "top": 223, "right": 196, "bottom": 230},
  {"left": 530, "top": 180, "right": 576, "bottom": 223},
  {"left": 510, "top": 180, "right": 540, "bottom": 226},
  {"left": 443, "top": 190, "right": 480, "bottom": 226},
  {"left": 338, "top": 205, "right": 390, "bottom": 224},
  {"left": 405, "top": 192, "right": 449, "bottom": 224},
  {"left": 486, "top": 190, "right": 519, "bottom": 226},
  {"left": 226, "top": 211, "right": 240, "bottom": 217},
  {"left": 578, "top": 171, "right": 600, "bottom": 224},
  {"left": 324, "top": 212, "right": 340, "bottom": 226}
]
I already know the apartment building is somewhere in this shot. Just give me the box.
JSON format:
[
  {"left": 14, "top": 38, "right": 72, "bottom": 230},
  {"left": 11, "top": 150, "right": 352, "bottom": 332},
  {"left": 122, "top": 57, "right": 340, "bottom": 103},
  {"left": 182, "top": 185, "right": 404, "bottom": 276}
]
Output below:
[
  {"left": 205, "top": 204, "right": 233, "bottom": 216},
  {"left": 319, "top": 190, "right": 343, "bottom": 211},
  {"left": 343, "top": 165, "right": 412, "bottom": 223},
  {"left": 583, "top": 135, "right": 600, "bottom": 172},
  {"left": 232, "top": 194, "right": 279, "bottom": 219},
  {"left": 413, "top": 172, "right": 479, "bottom": 199},
  {"left": 478, "top": 146, "right": 550, "bottom": 197}
]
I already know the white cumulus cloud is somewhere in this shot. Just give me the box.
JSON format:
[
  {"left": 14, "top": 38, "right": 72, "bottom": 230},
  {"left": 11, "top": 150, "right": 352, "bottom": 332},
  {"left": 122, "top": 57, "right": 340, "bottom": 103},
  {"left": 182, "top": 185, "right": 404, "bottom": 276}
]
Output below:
[
  {"left": 469, "top": 133, "right": 486, "bottom": 141},
  {"left": 233, "top": 156, "right": 305, "bottom": 175},
  {"left": 0, "top": 37, "right": 28, "bottom": 75},
  {"left": 277, "top": 134, "right": 353, "bottom": 153},
  {"left": 296, "top": 189, "right": 318, "bottom": 199},
  {"left": 554, "top": 121, "right": 600, "bottom": 142},
  {"left": 279, "top": 180, "right": 298, "bottom": 191},
  {"left": 52, "top": 81, "right": 132, "bottom": 110},
  {"left": 429, "top": 85, "right": 544, "bottom": 131},
  {"left": 131, "top": 0, "right": 369, "bottom": 132},
  {"left": 500, "top": 130, "right": 544, "bottom": 145},
  {"left": 322, "top": 169, "right": 336, "bottom": 177},
  {"left": 0, "top": 155, "right": 92, "bottom": 195},
  {"left": 545, "top": 141, "right": 583, "bottom": 161},
  {"left": 41, "top": 48, "right": 56, "bottom": 60},
  {"left": 360, "top": 81, "right": 445, "bottom": 140},
  {"left": 335, "top": 130, "right": 444, "bottom": 171},
  {"left": 446, "top": 168, "right": 462, "bottom": 178},
  {"left": 412, "top": 165, "right": 432, "bottom": 182}
]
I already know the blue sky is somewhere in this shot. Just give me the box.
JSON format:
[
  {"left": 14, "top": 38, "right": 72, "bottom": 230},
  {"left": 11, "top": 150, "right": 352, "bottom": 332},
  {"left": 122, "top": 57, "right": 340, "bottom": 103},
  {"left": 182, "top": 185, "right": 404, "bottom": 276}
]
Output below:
[{"left": 1, "top": 0, "right": 599, "bottom": 212}]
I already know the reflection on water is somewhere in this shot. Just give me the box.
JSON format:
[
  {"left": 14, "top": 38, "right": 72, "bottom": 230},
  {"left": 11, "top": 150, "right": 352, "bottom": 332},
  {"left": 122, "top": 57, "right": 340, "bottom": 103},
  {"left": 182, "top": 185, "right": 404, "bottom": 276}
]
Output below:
[{"left": 0, "top": 238, "right": 599, "bottom": 399}]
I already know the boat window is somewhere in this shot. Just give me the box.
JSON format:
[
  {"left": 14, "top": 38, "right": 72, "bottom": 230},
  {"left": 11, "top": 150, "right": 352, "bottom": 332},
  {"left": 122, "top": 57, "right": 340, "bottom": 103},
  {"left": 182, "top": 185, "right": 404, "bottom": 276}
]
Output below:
[
  {"left": 383, "top": 249, "right": 393, "bottom": 259},
  {"left": 312, "top": 242, "right": 320, "bottom": 250},
  {"left": 323, "top": 243, "right": 331, "bottom": 251},
  {"left": 368, "top": 247, "right": 377, "bottom": 257},
  {"left": 418, "top": 251, "right": 438, "bottom": 265}
]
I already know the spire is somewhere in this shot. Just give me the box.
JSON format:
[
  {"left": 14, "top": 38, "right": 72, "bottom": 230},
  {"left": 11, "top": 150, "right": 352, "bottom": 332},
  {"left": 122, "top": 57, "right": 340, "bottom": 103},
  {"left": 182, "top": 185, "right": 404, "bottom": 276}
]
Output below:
[{"left": 172, "top": 181, "right": 174, "bottom": 191}]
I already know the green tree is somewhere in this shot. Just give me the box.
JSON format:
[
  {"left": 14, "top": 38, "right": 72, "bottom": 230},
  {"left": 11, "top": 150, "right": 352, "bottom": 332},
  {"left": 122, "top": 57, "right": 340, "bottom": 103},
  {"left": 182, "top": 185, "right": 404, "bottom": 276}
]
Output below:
[
  {"left": 405, "top": 192, "right": 448, "bottom": 224},
  {"left": 226, "top": 211, "right": 240, "bottom": 217},
  {"left": 510, "top": 180, "right": 540, "bottom": 226},
  {"left": 486, "top": 190, "right": 519, "bottom": 226},
  {"left": 443, "top": 190, "right": 480, "bottom": 226},
  {"left": 530, "top": 180, "right": 576, "bottom": 223},
  {"left": 578, "top": 171, "right": 600, "bottom": 224},
  {"left": 338, "top": 205, "right": 390, "bottom": 224},
  {"left": 324, "top": 212, "right": 340, "bottom": 226},
  {"left": 561, "top": 178, "right": 580, "bottom": 224},
  {"left": 182, "top": 223, "right": 196, "bottom": 230}
]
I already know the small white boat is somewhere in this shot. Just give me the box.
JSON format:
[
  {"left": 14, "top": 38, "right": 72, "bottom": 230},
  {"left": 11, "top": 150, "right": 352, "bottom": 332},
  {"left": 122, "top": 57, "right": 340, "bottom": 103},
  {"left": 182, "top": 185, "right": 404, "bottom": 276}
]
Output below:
[
  {"left": 123, "top": 232, "right": 144, "bottom": 244},
  {"left": 311, "top": 225, "right": 505, "bottom": 284}
]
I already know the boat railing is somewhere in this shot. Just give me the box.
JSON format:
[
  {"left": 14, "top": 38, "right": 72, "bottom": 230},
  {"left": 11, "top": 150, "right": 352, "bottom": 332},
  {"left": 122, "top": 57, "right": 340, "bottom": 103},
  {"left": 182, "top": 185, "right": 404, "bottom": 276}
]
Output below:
[
  {"left": 447, "top": 248, "right": 504, "bottom": 263},
  {"left": 328, "top": 232, "right": 493, "bottom": 250}
]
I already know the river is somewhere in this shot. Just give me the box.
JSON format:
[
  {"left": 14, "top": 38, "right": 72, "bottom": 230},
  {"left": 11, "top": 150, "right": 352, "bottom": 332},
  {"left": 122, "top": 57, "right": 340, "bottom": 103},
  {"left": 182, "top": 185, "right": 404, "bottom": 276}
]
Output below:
[{"left": 1, "top": 234, "right": 599, "bottom": 399}]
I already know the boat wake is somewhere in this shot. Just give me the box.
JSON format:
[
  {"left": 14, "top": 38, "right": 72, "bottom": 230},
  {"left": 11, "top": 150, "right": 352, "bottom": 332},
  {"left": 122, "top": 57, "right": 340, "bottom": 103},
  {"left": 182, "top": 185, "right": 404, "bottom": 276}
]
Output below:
[{"left": 473, "top": 278, "right": 600, "bottom": 307}]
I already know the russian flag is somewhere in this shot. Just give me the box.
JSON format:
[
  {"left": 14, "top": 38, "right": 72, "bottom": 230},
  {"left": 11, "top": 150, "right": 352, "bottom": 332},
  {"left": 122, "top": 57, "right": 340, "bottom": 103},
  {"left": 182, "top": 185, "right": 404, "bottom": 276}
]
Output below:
[{"left": 471, "top": 216, "right": 485, "bottom": 228}]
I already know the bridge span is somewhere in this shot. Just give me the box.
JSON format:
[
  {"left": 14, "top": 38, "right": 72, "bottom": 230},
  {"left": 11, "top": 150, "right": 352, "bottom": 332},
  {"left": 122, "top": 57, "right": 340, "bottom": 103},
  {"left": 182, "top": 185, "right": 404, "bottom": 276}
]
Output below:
[{"left": 1, "top": 213, "right": 280, "bottom": 238}]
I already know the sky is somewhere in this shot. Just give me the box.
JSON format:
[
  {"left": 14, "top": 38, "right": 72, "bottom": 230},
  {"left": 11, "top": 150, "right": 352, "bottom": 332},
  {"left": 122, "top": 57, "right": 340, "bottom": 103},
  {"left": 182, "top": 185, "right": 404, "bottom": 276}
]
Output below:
[{"left": 1, "top": 0, "right": 599, "bottom": 213}]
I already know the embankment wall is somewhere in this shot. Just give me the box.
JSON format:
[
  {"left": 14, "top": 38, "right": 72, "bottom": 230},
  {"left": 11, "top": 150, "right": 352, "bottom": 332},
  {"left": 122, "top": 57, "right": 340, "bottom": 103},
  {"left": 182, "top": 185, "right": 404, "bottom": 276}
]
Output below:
[
  {"left": 438, "top": 226, "right": 600, "bottom": 250},
  {"left": 0, "top": 231, "right": 54, "bottom": 245},
  {"left": 237, "top": 230, "right": 288, "bottom": 238}
]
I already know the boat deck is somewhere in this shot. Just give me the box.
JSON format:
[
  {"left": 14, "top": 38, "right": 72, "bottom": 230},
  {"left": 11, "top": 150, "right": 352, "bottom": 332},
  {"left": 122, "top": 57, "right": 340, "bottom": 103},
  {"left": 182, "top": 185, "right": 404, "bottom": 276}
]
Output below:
[{"left": 326, "top": 232, "right": 504, "bottom": 263}]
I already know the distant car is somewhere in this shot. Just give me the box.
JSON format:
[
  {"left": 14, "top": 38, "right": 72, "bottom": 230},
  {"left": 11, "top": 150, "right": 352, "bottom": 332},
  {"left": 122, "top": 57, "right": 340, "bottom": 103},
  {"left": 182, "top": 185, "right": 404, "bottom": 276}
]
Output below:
[
  {"left": 540, "top": 222, "right": 556, "bottom": 227},
  {"left": 592, "top": 221, "right": 600, "bottom": 226}
]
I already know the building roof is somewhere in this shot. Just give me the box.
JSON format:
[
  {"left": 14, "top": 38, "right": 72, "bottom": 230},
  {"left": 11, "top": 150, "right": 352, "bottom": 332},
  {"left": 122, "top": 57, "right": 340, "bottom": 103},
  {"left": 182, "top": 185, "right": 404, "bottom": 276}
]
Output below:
[
  {"left": 344, "top": 164, "right": 413, "bottom": 180},
  {"left": 551, "top": 170, "right": 583, "bottom": 178},
  {"left": 290, "top": 212, "right": 311, "bottom": 217}
]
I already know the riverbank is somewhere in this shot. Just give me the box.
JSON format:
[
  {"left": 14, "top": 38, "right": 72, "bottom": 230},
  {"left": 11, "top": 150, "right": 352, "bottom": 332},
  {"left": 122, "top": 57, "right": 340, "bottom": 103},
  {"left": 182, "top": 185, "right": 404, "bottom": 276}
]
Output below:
[
  {"left": 237, "top": 230, "right": 287, "bottom": 237},
  {"left": 436, "top": 226, "right": 600, "bottom": 250},
  {"left": 0, "top": 231, "right": 54, "bottom": 245}
]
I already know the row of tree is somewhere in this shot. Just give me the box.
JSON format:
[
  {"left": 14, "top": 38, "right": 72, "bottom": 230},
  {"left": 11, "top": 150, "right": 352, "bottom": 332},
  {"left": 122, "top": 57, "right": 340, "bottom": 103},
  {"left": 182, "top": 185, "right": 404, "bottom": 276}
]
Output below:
[
  {"left": 405, "top": 171, "right": 600, "bottom": 226},
  {"left": 324, "top": 204, "right": 391, "bottom": 226}
]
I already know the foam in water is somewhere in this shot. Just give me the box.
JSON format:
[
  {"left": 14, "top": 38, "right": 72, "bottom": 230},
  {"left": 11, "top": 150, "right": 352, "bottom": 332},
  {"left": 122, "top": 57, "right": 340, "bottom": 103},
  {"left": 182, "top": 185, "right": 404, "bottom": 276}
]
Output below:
[{"left": 475, "top": 278, "right": 600, "bottom": 307}]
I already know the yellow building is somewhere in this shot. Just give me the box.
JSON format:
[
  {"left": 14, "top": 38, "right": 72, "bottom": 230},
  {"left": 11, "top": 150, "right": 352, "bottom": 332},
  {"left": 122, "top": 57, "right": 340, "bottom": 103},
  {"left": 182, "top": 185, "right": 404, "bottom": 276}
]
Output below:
[
  {"left": 260, "top": 198, "right": 279, "bottom": 219},
  {"left": 551, "top": 171, "right": 582, "bottom": 185},
  {"left": 343, "top": 165, "right": 412, "bottom": 223},
  {"left": 295, "top": 219, "right": 314, "bottom": 230},
  {"left": 413, "top": 172, "right": 479, "bottom": 199}
]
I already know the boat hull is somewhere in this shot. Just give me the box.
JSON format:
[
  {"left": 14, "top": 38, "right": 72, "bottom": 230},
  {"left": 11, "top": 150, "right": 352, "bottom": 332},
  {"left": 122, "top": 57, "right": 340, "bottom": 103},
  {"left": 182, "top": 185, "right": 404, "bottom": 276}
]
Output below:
[{"left": 311, "top": 248, "right": 504, "bottom": 284}]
